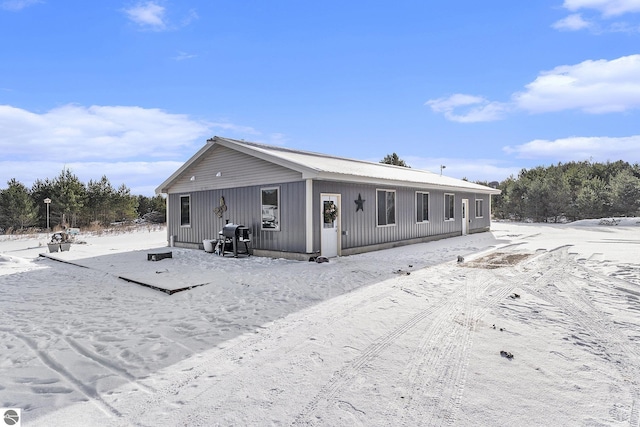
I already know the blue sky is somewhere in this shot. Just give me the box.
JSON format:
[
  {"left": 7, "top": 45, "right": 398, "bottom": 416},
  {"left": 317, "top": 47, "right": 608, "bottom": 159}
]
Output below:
[{"left": 1, "top": 0, "right": 640, "bottom": 196}]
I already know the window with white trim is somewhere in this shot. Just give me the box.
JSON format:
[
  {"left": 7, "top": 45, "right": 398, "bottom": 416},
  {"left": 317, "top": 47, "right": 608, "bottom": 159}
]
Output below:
[
  {"left": 180, "top": 195, "right": 190, "bottom": 226},
  {"left": 416, "top": 192, "right": 429, "bottom": 222},
  {"left": 261, "top": 187, "right": 280, "bottom": 231},
  {"left": 444, "top": 193, "right": 455, "bottom": 221},
  {"left": 377, "top": 189, "right": 396, "bottom": 226},
  {"left": 475, "top": 199, "right": 484, "bottom": 218}
]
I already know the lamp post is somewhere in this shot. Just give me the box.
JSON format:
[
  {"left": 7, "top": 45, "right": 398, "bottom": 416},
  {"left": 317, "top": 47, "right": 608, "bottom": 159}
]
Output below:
[{"left": 44, "top": 198, "right": 51, "bottom": 232}]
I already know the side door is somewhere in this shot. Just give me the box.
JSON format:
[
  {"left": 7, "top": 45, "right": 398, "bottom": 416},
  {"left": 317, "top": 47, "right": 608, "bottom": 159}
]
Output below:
[
  {"left": 320, "top": 194, "right": 340, "bottom": 257},
  {"left": 461, "top": 199, "right": 469, "bottom": 235}
]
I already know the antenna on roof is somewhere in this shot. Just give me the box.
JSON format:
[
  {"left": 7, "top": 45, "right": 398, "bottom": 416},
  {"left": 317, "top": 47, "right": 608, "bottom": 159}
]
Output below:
[{"left": 440, "top": 165, "right": 446, "bottom": 176}]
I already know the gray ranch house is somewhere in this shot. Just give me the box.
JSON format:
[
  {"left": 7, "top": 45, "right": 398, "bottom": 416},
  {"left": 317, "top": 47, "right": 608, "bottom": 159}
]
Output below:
[{"left": 156, "top": 136, "right": 501, "bottom": 260}]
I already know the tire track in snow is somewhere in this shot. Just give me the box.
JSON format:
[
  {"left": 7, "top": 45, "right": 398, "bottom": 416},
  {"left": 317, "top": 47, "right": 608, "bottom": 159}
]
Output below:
[
  {"left": 392, "top": 263, "right": 531, "bottom": 426},
  {"left": 133, "top": 274, "right": 423, "bottom": 426},
  {"left": 292, "top": 264, "right": 471, "bottom": 426},
  {"left": 523, "top": 248, "right": 640, "bottom": 427},
  {"left": 0, "top": 328, "right": 123, "bottom": 420},
  {"left": 60, "top": 334, "right": 155, "bottom": 394}
]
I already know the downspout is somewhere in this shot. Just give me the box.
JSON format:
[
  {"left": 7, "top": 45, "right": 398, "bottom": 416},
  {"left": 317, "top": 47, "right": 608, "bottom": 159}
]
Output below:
[{"left": 305, "top": 179, "right": 313, "bottom": 254}]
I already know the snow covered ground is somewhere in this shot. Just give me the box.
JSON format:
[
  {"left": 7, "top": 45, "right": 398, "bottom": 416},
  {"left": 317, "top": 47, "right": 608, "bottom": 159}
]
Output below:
[{"left": 1, "top": 219, "right": 639, "bottom": 426}]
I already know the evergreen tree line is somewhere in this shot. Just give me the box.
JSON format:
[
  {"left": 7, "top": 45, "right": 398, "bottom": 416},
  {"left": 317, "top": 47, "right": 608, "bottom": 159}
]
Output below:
[
  {"left": 0, "top": 168, "right": 166, "bottom": 232},
  {"left": 485, "top": 160, "right": 640, "bottom": 222}
]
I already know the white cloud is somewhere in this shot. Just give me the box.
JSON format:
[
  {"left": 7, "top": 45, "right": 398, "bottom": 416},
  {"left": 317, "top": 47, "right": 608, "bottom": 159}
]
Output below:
[
  {"left": 0, "top": 104, "right": 275, "bottom": 195},
  {"left": 429, "top": 55, "right": 640, "bottom": 121},
  {"left": 425, "top": 94, "right": 510, "bottom": 123},
  {"left": 552, "top": 13, "right": 593, "bottom": 30},
  {"left": 0, "top": 104, "right": 212, "bottom": 161},
  {"left": 504, "top": 135, "right": 640, "bottom": 162},
  {"left": 172, "top": 51, "right": 197, "bottom": 61},
  {"left": 208, "top": 121, "right": 260, "bottom": 136},
  {"left": 563, "top": 0, "right": 640, "bottom": 17},
  {"left": 124, "top": 1, "right": 167, "bottom": 30},
  {"left": 514, "top": 54, "right": 640, "bottom": 113},
  {"left": 180, "top": 8, "right": 199, "bottom": 27},
  {"left": 0, "top": 0, "right": 40, "bottom": 11},
  {"left": 124, "top": 2, "right": 198, "bottom": 31},
  {"left": 0, "top": 160, "right": 183, "bottom": 196}
]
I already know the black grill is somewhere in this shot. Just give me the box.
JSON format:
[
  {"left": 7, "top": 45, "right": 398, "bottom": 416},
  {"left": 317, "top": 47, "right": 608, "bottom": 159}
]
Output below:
[
  {"left": 222, "top": 223, "right": 248, "bottom": 239},
  {"left": 219, "top": 223, "right": 251, "bottom": 257}
]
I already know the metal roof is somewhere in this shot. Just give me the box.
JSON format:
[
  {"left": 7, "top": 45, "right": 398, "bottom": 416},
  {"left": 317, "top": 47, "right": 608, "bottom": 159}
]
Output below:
[{"left": 156, "top": 136, "right": 502, "bottom": 195}]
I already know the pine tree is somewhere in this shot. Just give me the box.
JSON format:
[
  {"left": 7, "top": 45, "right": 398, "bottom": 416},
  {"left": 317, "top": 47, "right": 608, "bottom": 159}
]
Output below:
[
  {"left": 610, "top": 170, "right": 640, "bottom": 216},
  {"left": 0, "top": 179, "right": 38, "bottom": 231},
  {"left": 52, "top": 168, "right": 87, "bottom": 227},
  {"left": 380, "top": 153, "right": 410, "bottom": 168}
]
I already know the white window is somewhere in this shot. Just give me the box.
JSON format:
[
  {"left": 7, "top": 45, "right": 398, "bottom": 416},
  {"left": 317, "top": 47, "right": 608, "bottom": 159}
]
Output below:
[
  {"left": 475, "top": 199, "right": 484, "bottom": 218},
  {"left": 261, "top": 187, "right": 280, "bottom": 231},
  {"left": 377, "top": 189, "right": 396, "bottom": 226},
  {"left": 180, "top": 195, "right": 190, "bottom": 227},
  {"left": 444, "top": 193, "right": 455, "bottom": 221},
  {"left": 416, "top": 192, "right": 429, "bottom": 222}
]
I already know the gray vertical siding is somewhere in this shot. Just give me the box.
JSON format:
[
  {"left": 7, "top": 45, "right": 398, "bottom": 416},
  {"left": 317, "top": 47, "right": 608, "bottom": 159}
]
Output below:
[
  {"left": 169, "top": 145, "right": 302, "bottom": 194},
  {"left": 167, "top": 181, "right": 307, "bottom": 252},
  {"left": 167, "top": 178, "right": 493, "bottom": 256},
  {"left": 312, "top": 181, "right": 492, "bottom": 253}
]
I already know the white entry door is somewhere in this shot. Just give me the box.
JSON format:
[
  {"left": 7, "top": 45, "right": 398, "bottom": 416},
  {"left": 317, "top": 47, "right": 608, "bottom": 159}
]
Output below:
[
  {"left": 321, "top": 194, "right": 340, "bottom": 257},
  {"left": 461, "top": 199, "right": 469, "bottom": 235}
]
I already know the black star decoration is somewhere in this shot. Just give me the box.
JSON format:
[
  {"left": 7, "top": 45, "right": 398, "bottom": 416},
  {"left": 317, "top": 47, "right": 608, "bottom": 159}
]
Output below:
[{"left": 355, "top": 193, "right": 365, "bottom": 212}]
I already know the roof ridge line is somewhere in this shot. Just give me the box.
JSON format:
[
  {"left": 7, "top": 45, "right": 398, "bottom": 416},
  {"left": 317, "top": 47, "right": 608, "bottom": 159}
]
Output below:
[{"left": 211, "top": 136, "right": 436, "bottom": 174}]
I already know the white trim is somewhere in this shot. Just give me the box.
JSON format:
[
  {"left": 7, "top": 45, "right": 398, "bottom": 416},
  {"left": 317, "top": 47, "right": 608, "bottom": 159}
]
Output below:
[
  {"left": 376, "top": 189, "right": 397, "bottom": 227},
  {"left": 444, "top": 193, "right": 455, "bottom": 221},
  {"left": 179, "top": 194, "right": 191, "bottom": 227},
  {"left": 475, "top": 198, "right": 484, "bottom": 218},
  {"left": 260, "top": 186, "right": 281, "bottom": 231},
  {"left": 462, "top": 198, "right": 469, "bottom": 235},
  {"left": 305, "top": 179, "right": 313, "bottom": 253},
  {"left": 320, "top": 193, "right": 341, "bottom": 257},
  {"left": 415, "top": 191, "right": 430, "bottom": 223},
  {"left": 157, "top": 136, "right": 502, "bottom": 196}
]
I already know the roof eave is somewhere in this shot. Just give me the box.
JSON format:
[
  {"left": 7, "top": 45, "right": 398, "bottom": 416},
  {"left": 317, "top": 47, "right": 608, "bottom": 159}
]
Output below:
[
  {"left": 313, "top": 172, "right": 502, "bottom": 195},
  {"left": 155, "top": 141, "right": 216, "bottom": 194}
]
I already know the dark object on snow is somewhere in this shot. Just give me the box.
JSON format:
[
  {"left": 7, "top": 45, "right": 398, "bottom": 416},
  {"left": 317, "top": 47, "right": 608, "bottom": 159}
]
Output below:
[
  {"left": 457, "top": 255, "right": 464, "bottom": 263},
  {"left": 509, "top": 293, "right": 521, "bottom": 299},
  {"left": 148, "top": 251, "right": 172, "bottom": 261},
  {"left": 315, "top": 256, "right": 329, "bottom": 263},
  {"left": 500, "top": 350, "right": 514, "bottom": 359},
  {"left": 51, "top": 231, "right": 71, "bottom": 243},
  {"left": 218, "top": 223, "right": 251, "bottom": 257},
  {"left": 394, "top": 269, "right": 410, "bottom": 275}
]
